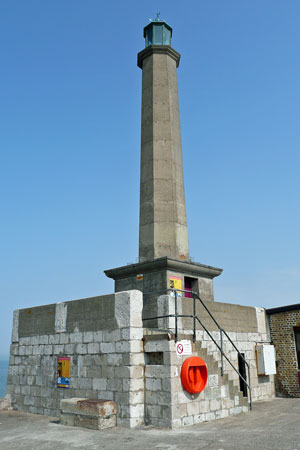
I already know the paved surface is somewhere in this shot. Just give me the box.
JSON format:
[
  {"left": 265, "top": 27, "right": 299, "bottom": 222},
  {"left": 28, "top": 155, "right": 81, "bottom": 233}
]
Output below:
[{"left": 0, "top": 398, "right": 299, "bottom": 450}]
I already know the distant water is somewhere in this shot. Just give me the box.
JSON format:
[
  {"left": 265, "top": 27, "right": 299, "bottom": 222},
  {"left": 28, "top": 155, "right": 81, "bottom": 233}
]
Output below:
[{"left": 0, "top": 359, "right": 9, "bottom": 397}]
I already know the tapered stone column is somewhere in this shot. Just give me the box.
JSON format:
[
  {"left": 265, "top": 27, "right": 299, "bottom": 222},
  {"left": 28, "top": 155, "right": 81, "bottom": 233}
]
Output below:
[
  {"left": 138, "top": 30, "right": 189, "bottom": 262},
  {"left": 105, "top": 19, "right": 222, "bottom": 307}
]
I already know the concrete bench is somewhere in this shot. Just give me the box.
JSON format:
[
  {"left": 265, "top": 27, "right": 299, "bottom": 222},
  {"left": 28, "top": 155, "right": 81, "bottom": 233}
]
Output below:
[{"left": 60, "top": 398, "right": 117, "bottom": 430}]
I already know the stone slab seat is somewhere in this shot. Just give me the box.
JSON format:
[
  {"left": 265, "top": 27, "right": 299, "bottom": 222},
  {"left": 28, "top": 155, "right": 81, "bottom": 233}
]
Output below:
[{"left": 60, "top": 398, "right": 117, "bottom": 430}]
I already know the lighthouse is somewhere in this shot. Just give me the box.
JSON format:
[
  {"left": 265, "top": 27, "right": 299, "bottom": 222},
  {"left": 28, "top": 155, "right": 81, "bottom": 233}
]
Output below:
[
  {"left": 105, "top": 17, "right": 222, "bottom": 310},
  {"left": 138, "top": 16, "right": 189, "bottom": 263}
]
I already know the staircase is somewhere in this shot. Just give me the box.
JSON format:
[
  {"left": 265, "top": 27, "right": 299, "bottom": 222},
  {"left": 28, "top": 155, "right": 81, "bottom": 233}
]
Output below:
[
  {"left": 143, "top": 288, "right": 252, "bottom": 412},
  {"left": 193, "top": 340, "right": 249, "bottom": 414}
]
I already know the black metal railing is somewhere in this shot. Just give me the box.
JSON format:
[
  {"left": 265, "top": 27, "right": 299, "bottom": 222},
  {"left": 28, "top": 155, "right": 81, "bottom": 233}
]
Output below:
[{"left": 143, "top": 288, "right": 252, "bottom": 410}]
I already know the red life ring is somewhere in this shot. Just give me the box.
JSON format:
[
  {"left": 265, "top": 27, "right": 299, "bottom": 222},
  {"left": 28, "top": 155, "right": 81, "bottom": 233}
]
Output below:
[{"left": 180, "top": 356, "right": 208, "bottom": 394}]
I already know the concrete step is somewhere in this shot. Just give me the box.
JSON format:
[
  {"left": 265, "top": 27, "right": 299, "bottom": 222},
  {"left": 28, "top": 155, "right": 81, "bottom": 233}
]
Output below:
[
  {"left": 194, "top": 339, "right": 249, "bottom": 412},
  {"left": 199, "top": 337, "right": 251, "bottom": 399}
]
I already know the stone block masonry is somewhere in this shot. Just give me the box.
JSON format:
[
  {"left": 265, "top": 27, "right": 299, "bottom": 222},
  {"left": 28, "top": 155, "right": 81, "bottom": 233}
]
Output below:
[
  {"left": 7, "top": 291, "right": 145, "bottom": 428},
  {"left": 141, "top": 297, "right": 275, "bottom": 428},
  {"left": 197, "top": 330, "right": 275, "bottom": 401},
  {"left": 143, "top": 328, "right": 275, "bottom": 429},
  {"left": 7, "top": 288, "right": 276, "bottom": 429},
  {"left": 60, "top": 398, "right": 117, "bottom": 430}
]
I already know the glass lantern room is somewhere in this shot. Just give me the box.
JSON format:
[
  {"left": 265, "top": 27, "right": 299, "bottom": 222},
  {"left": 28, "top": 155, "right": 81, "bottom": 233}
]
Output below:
[{"left": 144, "top": 15, "right": 172, "bottom": 48}]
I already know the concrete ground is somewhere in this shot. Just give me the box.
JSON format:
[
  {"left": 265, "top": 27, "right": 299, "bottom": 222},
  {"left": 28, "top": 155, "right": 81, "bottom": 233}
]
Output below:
[{"left": 0, "top": 398, "right": 299, "bottom": 450}]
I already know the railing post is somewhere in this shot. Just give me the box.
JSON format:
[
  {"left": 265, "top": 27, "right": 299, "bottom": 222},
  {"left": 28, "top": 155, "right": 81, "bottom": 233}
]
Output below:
[
  {"left": 193, "top": 293, "right": 196, "bottom": 342},
  {"left": 175, "top": 290, "right": 178, "bottom": 343},
  {"left": 220, "top": 328, "right": 224, "bottom": 376}
]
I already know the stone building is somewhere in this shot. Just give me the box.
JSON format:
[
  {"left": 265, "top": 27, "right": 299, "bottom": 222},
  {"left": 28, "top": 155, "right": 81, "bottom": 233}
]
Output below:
[
  {"left": 267, "top": 303, "right": 300, "bottom": 398},
  {"left": 6, "top": 17, "right": 276, "bottom": 429},
  {"left": 7, "top": 291, "right": 275, "bottom": 428}
]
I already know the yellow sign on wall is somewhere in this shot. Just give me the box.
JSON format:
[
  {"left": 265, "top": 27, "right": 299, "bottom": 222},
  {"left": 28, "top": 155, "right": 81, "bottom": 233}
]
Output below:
[
  {"left": 57, "top": 357, "right": 70, "bottom": 388},
  {"left": 169, "top": 276, "right": 182, "bottom": 295}
]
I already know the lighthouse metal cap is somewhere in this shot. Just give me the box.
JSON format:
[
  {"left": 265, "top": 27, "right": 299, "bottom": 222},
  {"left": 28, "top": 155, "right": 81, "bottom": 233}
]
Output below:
[
  {"left": 137, "top": 15, "right": 180, "bottom": 69},
  {"left": 143, "top": 13, "right": 173, "bottom": 47}
]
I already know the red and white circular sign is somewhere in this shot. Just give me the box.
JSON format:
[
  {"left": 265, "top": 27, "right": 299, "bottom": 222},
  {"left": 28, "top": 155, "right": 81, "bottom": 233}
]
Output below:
[
  {"left": 176, "top": 340, "right": 192, "bottom": 356},
  {"left": 176, "top": 343, "right": 184, "bottom": 355}
]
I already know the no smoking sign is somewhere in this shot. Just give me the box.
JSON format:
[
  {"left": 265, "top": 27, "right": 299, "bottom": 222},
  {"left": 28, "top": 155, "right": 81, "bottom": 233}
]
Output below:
[
  {"left": 176, "top": 340, "right": 192, "bottom": 356},
  {"left": 177, "top": 343, "right": 184, "bottom": 355}
]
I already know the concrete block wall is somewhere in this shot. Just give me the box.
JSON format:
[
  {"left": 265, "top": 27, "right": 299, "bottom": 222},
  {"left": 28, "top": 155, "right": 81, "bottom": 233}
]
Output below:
[
  {"left": 197, "top": 330, "right": 275, "bottom": 401},
  {"left": 6, "top": 291, "right": 145, "bottom": 428},
  {"left": 158, "top": 296, "right": 275, "bottom": 388},
  {"left": 148, "top": 296, "right": 275, "bottom": 428},
  {"left": 7, "top": 289, "right": 276, "bottom": 429},
  {"left": 144, "top": 332, "right": 249, "bottom": 429},
  {"left": 268, "top": 309, "right": 300, "bottom": 397}
]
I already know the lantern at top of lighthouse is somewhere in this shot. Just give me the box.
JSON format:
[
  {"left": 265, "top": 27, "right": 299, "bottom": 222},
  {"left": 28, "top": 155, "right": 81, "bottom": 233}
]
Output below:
[{"left": 143, "top": 14, "right": 172, "bottom": 48}]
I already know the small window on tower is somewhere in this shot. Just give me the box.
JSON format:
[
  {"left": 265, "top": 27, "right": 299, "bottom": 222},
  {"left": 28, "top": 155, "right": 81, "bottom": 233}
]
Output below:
[
  {"left": 164, "top": 28, "right": 171, "bottom": 45},
  {"left": 147, "top": 28, "right": 153, "bottom": 47},
  {"left": 154, "top": 25, "right": 162, "bottom": 44},
  {"left": 294, "top": 328, "right": 300, "bottom": 370}
]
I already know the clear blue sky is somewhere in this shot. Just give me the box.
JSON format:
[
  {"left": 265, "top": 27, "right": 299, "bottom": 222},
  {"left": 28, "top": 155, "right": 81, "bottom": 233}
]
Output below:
[{"left": 1, "top": 1, "right": 300, "bottom": 358}]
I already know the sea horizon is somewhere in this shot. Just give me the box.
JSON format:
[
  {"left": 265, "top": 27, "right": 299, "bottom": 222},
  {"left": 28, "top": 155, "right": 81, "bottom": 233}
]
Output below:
[{"left": 0, "top": 358, "right": 9, "bottom": 398}]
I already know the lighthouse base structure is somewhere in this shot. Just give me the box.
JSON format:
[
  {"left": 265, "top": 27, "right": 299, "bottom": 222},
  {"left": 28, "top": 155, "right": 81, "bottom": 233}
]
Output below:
[
  {"left": 105, "top": 257, "right": 223, "bottom": 328},
  {"left": 7, "top": 289, "right": 275, "bottom": 429}
]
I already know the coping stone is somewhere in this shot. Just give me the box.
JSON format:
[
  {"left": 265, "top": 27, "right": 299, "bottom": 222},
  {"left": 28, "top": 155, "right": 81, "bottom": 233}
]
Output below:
[{"left": 60, "top": 398, "right": 117, "bottom": 430}]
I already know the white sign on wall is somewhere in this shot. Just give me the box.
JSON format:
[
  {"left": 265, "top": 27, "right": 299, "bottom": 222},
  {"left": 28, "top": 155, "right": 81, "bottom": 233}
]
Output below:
[
  {"left": 256, "top": 344, "right": 276, "bottom": 375},
  {"left": 176, "top": 340, "right": 192, "bottom": 356}
]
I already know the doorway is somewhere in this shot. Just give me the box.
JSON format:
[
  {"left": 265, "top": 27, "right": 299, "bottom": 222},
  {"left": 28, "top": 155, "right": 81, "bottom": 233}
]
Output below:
[
  {"left": 238, "top": 352, "right": 248, "bottom": 397},
  {"left": 184, "top": 276, "right": 198, "bottom": 298}
]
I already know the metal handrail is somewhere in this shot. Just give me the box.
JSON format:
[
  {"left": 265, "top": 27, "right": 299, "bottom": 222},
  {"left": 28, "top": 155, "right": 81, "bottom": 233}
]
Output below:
[{"left": 143, "top": 288, "right": 252, "bottom": 410}]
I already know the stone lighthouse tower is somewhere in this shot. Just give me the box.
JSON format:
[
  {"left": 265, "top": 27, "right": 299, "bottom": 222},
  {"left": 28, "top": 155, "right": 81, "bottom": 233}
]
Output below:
[
  {"left": 105, "top": 18, "right": 222, "bottom": 312},
  {"left": 138, "top": 17, "right": 189, "bottom": 263}
]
